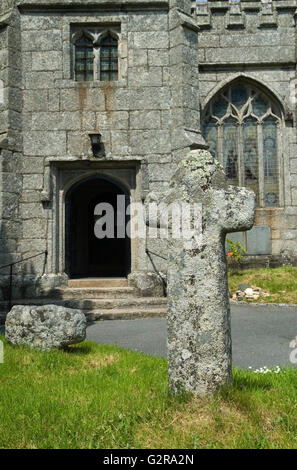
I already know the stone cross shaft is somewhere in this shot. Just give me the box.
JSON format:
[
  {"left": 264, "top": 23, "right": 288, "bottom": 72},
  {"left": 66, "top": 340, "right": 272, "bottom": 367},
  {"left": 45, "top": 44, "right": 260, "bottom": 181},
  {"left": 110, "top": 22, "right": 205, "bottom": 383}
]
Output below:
[{"left": 147, "top": 150, "right": 255, "bottom": 396}]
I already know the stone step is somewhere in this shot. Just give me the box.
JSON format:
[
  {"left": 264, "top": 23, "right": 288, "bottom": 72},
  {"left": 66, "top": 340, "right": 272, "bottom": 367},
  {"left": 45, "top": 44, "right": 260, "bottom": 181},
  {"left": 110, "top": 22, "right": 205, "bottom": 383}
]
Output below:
[
  {"left": 3, "top": 297, "right": 167, "bottom": 310},
  {"left": 0, "top": 306, "right": 167, "bottom": 324},
  {"left": 68, "top": 278, "right": 128, "bottom": 288},
  {"left": 52, "top": 286, "right": 140, "bottom": 299},
  {"left": 0, "top": 296, "right": 167, "bottom": 323},
  {"left": 85, "top": 308, "right": 167, "bottom": 321}
]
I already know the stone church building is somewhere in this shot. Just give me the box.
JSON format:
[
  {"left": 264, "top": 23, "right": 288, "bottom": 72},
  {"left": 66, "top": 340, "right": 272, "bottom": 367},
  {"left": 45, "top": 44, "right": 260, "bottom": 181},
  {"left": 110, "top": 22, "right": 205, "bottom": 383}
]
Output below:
[{"left": 0, "top": 0, "right": 296, "bottom": 318}]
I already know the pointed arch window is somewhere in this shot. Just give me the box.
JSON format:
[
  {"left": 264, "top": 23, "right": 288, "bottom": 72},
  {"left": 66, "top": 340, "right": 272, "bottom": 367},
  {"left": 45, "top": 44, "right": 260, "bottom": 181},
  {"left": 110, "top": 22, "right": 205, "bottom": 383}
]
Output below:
[
  {"left": 74, "top": 34, "right": 94, "bottom": 82},
  {"left": 203, "top": 83, "right": 282, "bottom": 207},
  {"left": 100, "top": 34, "right": 118, "bottom": 81},
  {"left": 72, "top": 29, "right": 119, "bottom": 82}
]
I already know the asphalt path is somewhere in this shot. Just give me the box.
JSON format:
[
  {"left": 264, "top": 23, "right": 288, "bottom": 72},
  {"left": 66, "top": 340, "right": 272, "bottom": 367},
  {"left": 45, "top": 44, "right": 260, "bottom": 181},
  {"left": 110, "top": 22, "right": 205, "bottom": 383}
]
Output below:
[{"left": 86, "top": 303, "right": 297, "bottom": 369}]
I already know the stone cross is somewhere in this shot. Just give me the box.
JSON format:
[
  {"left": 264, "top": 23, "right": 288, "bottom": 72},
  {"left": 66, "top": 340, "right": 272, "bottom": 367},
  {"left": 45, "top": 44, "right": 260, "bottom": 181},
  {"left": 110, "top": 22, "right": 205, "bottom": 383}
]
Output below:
[{"left": 146, "top": 150, "right": 255, "bottom": 395}]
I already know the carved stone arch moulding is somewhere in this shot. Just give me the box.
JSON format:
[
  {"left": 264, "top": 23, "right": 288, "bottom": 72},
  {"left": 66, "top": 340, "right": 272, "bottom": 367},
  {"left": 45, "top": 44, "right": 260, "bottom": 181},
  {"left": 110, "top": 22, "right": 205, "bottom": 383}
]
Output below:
[
  {"left": 71, "top": 29, "right": 95, "bottom": 44},
  {"left": 95, "top": 29, "right": 120, "bottom": 46},
  {"left": 202, "top": 73, "right": 292, "bottom": 122},
  {"left": 63, "top": 171, "right": 131, "bottom": 201}
]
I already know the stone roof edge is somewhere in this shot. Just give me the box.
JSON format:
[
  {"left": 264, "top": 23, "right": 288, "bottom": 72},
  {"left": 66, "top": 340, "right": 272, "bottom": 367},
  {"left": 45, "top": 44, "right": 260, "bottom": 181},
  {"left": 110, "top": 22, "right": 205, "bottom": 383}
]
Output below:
[{"left": 16, "top": 0, "right": 169, "bottom": 12}]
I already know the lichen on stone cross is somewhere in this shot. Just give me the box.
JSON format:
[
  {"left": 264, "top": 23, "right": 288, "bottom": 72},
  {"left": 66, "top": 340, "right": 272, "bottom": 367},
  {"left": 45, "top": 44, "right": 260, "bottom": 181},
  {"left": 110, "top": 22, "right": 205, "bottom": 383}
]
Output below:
[{"left": 146, "top": 149, "right": 255, "bottom": 396}]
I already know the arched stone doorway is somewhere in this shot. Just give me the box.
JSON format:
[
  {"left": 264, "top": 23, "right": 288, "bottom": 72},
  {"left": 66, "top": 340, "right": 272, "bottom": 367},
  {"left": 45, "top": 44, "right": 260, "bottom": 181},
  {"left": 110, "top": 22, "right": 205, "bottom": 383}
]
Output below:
[{"left": 65, "top": 175, "right": 131, "bottom": 278}]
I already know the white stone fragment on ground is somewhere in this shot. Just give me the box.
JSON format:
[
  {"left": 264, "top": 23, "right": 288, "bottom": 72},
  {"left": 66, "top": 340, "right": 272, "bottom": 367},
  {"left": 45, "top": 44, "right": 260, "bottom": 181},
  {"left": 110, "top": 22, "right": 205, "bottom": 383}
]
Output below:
[
  {"left": 244, "top": 288, "right": 254, "bottom": 297},
  {"left": 5, "top": 304, "right": 86, "bottom": 351},
  {"left": 231, "top": 285, "right": 269, "bottom": 301}
]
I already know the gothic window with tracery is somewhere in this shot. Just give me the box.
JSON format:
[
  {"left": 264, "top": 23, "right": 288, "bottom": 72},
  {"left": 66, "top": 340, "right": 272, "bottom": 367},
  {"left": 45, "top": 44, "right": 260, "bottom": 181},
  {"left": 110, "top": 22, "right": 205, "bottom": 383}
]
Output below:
[
  {"left": 73, "top": 29, "right": 119, "bottom": 82},
  {"left": 203, "top": 83, "right": 282, "bottom": 207}
]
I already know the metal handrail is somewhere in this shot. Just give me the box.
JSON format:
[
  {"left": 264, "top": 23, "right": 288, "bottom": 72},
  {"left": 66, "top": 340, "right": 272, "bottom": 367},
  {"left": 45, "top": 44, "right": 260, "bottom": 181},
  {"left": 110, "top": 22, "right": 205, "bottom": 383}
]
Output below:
[
  {"left": 0, "top": 251, "right": 48, "bottom": 270},
  {"left": 0, "top": 250, "right": 48, "bottom": 311},
  {"left": 145, "top": 248, "right": 167, "bottom": 260},
  {"left": 145, "top": 248, "right": 167, "bottom": 296}
]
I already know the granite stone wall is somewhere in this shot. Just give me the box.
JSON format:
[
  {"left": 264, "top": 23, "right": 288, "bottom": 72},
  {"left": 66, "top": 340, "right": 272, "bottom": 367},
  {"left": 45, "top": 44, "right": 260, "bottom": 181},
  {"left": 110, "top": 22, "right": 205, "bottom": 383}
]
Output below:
[
  {"left": 0, "top": 0, "right": 297, "bottom": 301},
  {"left": 0, "top": 0, "right": 205, "bottom": 298},
  {"left": 0, "top": 7, "right": 23, "bottom": 290},
  {"left": 19, "top": 5, "right": 173, "bottom": 282}
]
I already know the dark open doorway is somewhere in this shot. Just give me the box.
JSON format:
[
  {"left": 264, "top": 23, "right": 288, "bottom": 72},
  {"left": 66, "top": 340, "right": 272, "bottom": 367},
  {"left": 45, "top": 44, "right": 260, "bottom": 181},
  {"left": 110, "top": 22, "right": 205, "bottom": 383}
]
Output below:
[{"left": 65, "top": 175, "right": 131, "bottom": 278}]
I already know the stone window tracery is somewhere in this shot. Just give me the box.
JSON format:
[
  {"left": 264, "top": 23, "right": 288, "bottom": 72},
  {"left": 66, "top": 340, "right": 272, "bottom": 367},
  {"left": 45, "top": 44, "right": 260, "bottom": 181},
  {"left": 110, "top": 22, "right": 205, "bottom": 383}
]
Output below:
[
  {"left": 203, "top": 83, "right": 282, "bottom": 208},
  {"left": 72, "top": 27, "right": 119, "bottom": 82}
]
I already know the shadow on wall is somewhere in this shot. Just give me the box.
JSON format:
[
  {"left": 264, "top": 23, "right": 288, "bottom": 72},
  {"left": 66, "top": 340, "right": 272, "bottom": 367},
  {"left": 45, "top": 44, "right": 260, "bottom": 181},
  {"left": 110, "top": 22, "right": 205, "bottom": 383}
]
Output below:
[
  {"left": 0, "top": 223, "right": 14, "bottom": 304},
  {"left": 0, "top": 223, "right": 49, "bottom": 308},
  {"left": 0, "top": 226, "right": 96, "bottom": 320},
  {"left": 0, "top": 222, "right": 98, "bottom": 320},
  {"left": 0, "top": 79, "right": 3, "bottom": 105}
]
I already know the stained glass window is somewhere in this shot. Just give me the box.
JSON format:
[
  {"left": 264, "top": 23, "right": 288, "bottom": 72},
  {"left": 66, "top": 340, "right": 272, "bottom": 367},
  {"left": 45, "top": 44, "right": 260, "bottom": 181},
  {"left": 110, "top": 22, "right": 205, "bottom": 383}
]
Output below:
[
  {"left": 204, "top": 120, "right": 218, "bottom": 158},
  {"left": 75, "top": 35, "right": 94, "bottom": 82},
  {"left": 253, "top": 95, "right": 268, "bottom": 118},
  {"left": 231, "top": 86, "right": 248, "bottom": 110},
  {"left": 243, "top": 118, "right": 259, "bottom": 204},
  {"left": 203, "top": 83, "right": 282, "bottom": 208},
  {"left": 223, "top": 118, "right": 238, "bottom": 184},
  {"left": 100, "top": 34, "right": 118, "bottom": 82},
  {"left": 263, "top": 117, "right": 279, "bottom": 207},
  {"left": 212, "top": 98, "right": 228, "bottom": 119}
]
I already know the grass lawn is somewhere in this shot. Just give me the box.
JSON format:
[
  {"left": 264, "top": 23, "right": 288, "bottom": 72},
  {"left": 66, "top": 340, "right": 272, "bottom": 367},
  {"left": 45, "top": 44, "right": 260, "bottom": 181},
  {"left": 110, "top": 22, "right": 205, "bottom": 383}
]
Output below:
[
  {"left": 0, "top": 335, "right": 296, "bottom": 449},
  {"left": 228, "top": 266, "right": 297, "bottom": 304}
]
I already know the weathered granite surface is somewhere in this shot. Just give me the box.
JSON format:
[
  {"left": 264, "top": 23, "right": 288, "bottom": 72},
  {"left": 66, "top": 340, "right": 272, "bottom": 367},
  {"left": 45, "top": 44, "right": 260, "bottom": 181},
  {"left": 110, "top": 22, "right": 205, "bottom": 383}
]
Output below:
[
  {"left": 5, "top": 304, "right": 86, "bottom": 350},
  {"left": 148, "top": 149, "right": 255, "bottom": 395},
  {"left": 0, "top": 0, "right": 201, "bottom": 297},
  {"left": 128, "top": 270, "right": 165, "bottom": 297}
]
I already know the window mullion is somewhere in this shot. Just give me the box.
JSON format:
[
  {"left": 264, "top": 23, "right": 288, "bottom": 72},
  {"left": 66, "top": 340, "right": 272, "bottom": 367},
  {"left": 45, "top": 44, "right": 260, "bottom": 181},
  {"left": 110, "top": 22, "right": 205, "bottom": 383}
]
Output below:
[
  {"left": 238, "top": 121, "right": 243, "bottom": 186},
  {"left": 218, "top": 123, "right": 223, "bottom": 166},
  {"left": 94, "top": 46, "right": 98, "bottom": 81},
  {"left": 84, "top": 46, "right": 87, "bottom": 81},
  {"left": 108, "top": 46, "right": 111, "bottom": 80}
]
